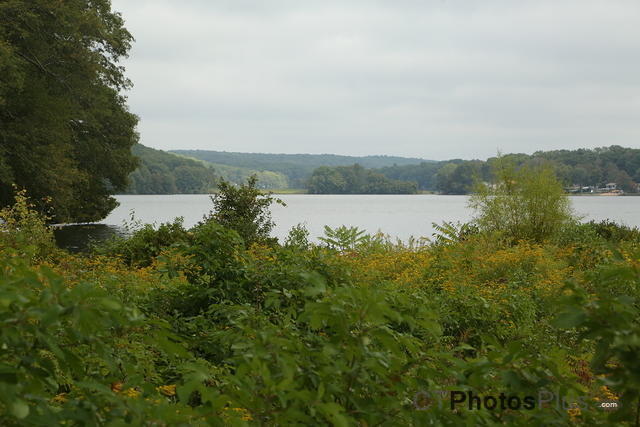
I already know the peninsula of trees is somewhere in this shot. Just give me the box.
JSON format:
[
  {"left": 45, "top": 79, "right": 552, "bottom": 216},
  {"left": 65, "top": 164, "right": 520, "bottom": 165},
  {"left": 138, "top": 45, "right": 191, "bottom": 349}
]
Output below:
[
  {"left": 306, "top": 164, "right": 417, "bottom": 194},
  {"left": 379, "top": 146, "right": 640, "bottom": 194}
]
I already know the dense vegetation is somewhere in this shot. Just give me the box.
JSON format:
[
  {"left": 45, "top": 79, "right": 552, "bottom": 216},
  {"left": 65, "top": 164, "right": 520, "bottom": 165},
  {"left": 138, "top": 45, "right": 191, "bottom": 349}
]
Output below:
[
  {"left": 307, "top": 164, "right": 418, "bottom": 194},
  {"left": 125, "top": 145, "right": 218, "bottom": 194},
  {"left": 0, "top": 0, "right": 138, "bottom": 222},
  {"left": 2, "top": 164, "right": 640, "bottom": 425},
  {"left": 157, "top": 146, "right": 640, "bottom": 195},
  {"left": 126, "top": 146, "right": 291, "bottom": 193},
  {"left": 378, "top": 146, "right": 640, "bottom": 194},
  {"left": 172, "top": 150, "right": 429, "bottom": 188}
]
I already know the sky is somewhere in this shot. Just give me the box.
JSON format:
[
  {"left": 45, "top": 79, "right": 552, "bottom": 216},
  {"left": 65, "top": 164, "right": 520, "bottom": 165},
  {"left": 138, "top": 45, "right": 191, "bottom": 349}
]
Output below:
[{"left": 111, "top": 0, "right": 640, "bottom": 160}]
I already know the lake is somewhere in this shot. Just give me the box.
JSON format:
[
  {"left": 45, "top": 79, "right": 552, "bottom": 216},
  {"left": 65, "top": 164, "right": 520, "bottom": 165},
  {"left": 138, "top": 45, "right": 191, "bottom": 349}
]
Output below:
[{"left": 54, "top": 194, "right": 640, "bottom": 251}]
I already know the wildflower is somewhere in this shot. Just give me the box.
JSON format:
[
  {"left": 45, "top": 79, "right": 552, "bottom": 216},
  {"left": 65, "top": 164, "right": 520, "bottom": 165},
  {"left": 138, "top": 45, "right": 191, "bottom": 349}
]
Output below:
[
  {"left": 567, "top": 407, "right": 581, "bottom": 419},
  {"left": 223, "top": 407, "right": 253, "bottom": 421},
  {"left": 122, "top": 388, "right": 141, "bottom": 398},
  {"left": 157, "top": 384, "right": 177, "bottom": 397},
  {"left": 600, "top": 386, "right": 618, "bottom": 400},
  {"left": 51, "top": 393, "right": 68, "bottom": 404}
]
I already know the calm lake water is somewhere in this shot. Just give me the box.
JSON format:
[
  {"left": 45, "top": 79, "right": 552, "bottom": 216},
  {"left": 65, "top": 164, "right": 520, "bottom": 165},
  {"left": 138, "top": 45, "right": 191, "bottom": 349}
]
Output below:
[{"left": 54, "top": 194, "right": 640, "bottom": 251}]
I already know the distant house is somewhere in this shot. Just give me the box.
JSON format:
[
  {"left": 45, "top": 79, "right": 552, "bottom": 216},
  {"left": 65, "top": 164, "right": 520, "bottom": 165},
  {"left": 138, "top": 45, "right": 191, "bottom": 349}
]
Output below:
[{"left": 605, "top": 183, "right": 617, "bottom": 191}]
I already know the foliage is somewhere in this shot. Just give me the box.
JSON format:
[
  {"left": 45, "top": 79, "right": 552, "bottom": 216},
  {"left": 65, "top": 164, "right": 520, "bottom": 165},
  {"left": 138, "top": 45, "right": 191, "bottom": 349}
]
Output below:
[
  {"left": 96, "top": 218, "right": 189, "bottom": 267},
  {"left": 4, "top": 181, "right": 640, "bottom": 425},
  {"left": 377, "top": 145, "right": 640, "bottom": 193},
  {"left": 176, "top": 220, "right": 246, "bottom": 307},
  {"left": 284, "top": 223, "right": 311, "bottom": 250},
  {"left": 206, "top": 176, "right": 284, "bottom": 245},
  {"left": 431, "top": 221, "right": 479, "bottom": 246},
  {"left": 0, "top": 0, "right": 138, "bottom": 222},
  {"left": 435, "top": 161, "right": 484, "bottom": 194},
  {"left": 173, "top": 150, "right": 428, "bottom": 189},
  {"left": 0, "top": 251, "right": 196, "bottom": 425},
  {"left": 126, "top": 145, "right": 293, "bottom": 193},
  {"left": 319, "top": 225, "right": 367, "bottom": 251},
  {"left": 553, "top": 251, "right": 640, "bottom": 424},
  {"left": 125, "top": 144, "right": 218, "bottom": 194},
  {"left": 0, "top": 188, "right": 56, "bottom": 261},
  {"left": 469, "top": 158, "right": 575, "bottom": 243},
  {"left": 585, "top": 219, "right": 640, "bottom": 244},
  {"left": 307, "top": 164, "right": 418, "bottom": 194}
]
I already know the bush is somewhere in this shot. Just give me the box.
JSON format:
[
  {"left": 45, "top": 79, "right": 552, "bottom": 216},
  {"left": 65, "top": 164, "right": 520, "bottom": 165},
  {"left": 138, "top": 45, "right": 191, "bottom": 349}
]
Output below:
[
  {"left": 585, "top": 219, "right": 640, "bottom": 243},
  {"left": 206, "top": 176, "right": 284, "bottom": 246},
  {"left": 96, "top": 218, "right": 189, "bottom": 267},
  {"left": 554, "top": 251, "right": 640, "bottom": 424},
  {"left": 0, "top": 252, "right": 190, "bottom": 425},
  {"left": 469, "top": 158, "right": 575, "bottom": 243},
  {"left": 0, "top": 188, "right": 56, "bottom": 261},
  {"left": 318, "top": 225, "right": 367, "bottom": 251}
]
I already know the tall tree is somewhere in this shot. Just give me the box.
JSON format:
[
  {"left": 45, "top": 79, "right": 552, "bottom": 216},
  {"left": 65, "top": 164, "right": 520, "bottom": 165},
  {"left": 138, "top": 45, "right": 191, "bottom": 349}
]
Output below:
[{"left": 0, "top": 0, "right": 138, "bottom": 222}]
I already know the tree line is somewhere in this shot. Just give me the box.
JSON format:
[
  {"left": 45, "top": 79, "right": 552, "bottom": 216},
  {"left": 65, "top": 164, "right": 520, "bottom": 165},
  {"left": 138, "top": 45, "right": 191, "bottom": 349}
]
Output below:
[
  {"left": 172, "top": 150, "right": 429, "bottom": 189},
  {"left": 377, "top": 146, "right": 640, "bottom": 194},
  {"left": 306, "top": 164, "right": 417, "bottom": 194}
]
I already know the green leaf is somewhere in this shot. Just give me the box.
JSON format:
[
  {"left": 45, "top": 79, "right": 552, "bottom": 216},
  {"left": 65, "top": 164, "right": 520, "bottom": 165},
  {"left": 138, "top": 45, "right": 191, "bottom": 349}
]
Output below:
[
  {"left": 552, "top": 310, "right": 586, "bottom": 329},
  {"left": 10, "top": 400, "right": 30, "bottom": 419},
  {"left": 100, "top": 298, "right": 122, "bottom": 311},
  {"left": 318, "top": 402, "right": 349, "bottom": 427}
]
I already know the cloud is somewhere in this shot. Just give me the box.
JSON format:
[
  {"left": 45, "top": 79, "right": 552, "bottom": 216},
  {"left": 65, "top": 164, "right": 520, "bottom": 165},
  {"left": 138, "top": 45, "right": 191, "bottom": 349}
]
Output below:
[{"left": 112, "top": 0, "right": 640, "bottom": 160}]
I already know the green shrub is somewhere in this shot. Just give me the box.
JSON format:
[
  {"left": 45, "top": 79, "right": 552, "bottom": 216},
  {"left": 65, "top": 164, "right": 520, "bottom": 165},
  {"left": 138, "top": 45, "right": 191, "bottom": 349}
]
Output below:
[
  {"left": 319, "top": 225, "right": 367, "bottom": 251},
  {"left": 431, "top": 221, "right": 479, "bottom": 246},
  {"left": 554, "top": 251, "right": 640, "bottom": 424},
  {"left": 169, "top": 220, "right": 248, "bottom": 312},
  {"left": 0, "top": 252, "right": 190, "bottom": 425},
  {"left": 175, "top": 278, "right": 447, "bottom": 425},
  {"left": 0, "top": 188, "right": 56, "bottom": 261},
  {"left": 585, "top": 219, "right": 640, "bottom": 243},
  {"left": 206, "top": 176, "right": 284, "bottom": 245},
  {"left": 469, "top": 158, "right": 575, "bottom": 243},
  {"left": 284, "top": 223, "right": 311, "bottom": 250},
  {"left": 96, "top": 218, "right": 189, "bottom": 267}
]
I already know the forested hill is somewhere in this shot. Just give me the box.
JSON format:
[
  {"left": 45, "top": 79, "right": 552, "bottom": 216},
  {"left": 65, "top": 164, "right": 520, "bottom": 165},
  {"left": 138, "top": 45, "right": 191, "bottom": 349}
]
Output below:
[
  {"left": 377, "top": 145, "right": 640, "bottom": 194},
  {"left": 125, "top": 145, "right": 640, "bottom": 195},
  {"left": 124, "top": 145, "right": 291, "bottom": 194},
  {"left": 171, "top": 150, "right": 430, "bottom": 188},
  {"left": 124, "top": 144, "right": 218, "bottom": 194}
]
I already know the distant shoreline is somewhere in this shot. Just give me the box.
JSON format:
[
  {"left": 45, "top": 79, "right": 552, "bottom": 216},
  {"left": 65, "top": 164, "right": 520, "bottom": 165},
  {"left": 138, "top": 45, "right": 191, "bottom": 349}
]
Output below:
[
  {"left": 568, "top": 192, "right": 640, "bottom": 197},
  {"left": 117, "top": 191, "right": 640, "bottom": 196}
]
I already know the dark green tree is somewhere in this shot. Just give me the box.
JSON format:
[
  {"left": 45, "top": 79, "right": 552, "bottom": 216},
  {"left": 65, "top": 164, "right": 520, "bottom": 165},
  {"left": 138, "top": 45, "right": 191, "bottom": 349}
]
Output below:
[{"left": 0, "top": 0, "right": 138, "bottom": 222}]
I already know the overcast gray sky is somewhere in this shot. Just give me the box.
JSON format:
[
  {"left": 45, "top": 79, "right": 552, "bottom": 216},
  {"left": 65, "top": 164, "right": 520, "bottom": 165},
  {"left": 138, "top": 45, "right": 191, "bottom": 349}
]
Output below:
[{"left": 111, "top": 0, "right": 640, "bottom": 160}]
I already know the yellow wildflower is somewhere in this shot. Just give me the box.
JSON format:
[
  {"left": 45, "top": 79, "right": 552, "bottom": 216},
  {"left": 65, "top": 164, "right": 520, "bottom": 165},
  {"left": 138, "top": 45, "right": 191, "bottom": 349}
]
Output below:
[
  {"left": 122, "top": 388, "right": 141, "bottom": 398},
  {"left": 157, "top": 384, "right": 177, "bottom": 397},
  {"left": 51, "top": 393, "right": 68, "bottom": 404},
  {"left": 223, "top": 407, "right": 253, "bottom": 421},
  {"left": 567, "top": 407, "right": 581, "bottom": 419}
]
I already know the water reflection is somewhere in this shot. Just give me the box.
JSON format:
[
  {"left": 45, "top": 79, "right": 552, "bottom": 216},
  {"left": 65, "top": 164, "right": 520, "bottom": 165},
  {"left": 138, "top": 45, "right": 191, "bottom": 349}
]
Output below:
[{"left": 54, "top": 224, "right": 124, "bottom": 253}]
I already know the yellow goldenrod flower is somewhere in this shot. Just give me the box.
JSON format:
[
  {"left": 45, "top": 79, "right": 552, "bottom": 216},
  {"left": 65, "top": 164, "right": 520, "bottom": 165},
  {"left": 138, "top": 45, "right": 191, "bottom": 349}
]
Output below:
[
  {"left": 122, "top": 388, "right": 141, "bottom": 398},
  {"left": 51, "top": 393, "right": 68, "bottom": 404},
  {"left": 157, "top": 384, "right": 177, "bottom": 397}
]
